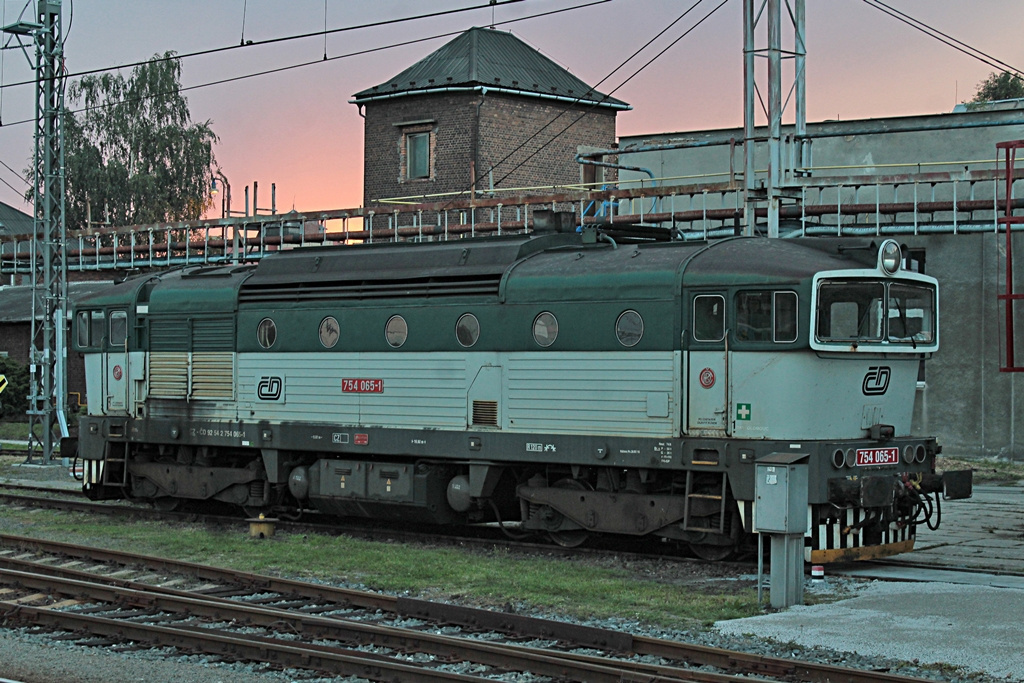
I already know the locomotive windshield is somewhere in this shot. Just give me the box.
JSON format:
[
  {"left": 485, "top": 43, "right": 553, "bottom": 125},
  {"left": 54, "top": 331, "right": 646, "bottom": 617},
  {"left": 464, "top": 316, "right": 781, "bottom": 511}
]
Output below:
[{"left": 815, "top": 279, "right": 935, "bottom": 346}]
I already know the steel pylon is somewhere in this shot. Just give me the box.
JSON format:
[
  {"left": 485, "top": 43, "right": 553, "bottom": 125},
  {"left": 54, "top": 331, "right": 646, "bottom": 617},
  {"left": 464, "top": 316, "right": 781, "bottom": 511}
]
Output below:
[
  {"left": 743, "top": 0, "right": 808, "bottom": 237},
  {"left": 26, "top": 0, "right": 67, "bottom": 463}
]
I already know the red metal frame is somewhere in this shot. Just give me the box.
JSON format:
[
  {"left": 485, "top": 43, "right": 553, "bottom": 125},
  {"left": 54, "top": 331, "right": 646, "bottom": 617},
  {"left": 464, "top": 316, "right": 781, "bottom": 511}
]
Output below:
[{"left": 997, "top": 141, "right": 1024, "bottom": 372}]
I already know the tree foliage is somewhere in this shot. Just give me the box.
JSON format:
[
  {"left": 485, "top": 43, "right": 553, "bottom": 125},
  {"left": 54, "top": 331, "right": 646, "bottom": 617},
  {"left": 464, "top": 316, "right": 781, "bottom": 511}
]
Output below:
[
  {"left": 970, "top": 71, "right": 1024, "bottom": 104},
  {"left": 0, "top": 356, "right": 29, "bottom": 421},
  {"left": 52, "top": 52, "right": 218, "bottom": 229}
]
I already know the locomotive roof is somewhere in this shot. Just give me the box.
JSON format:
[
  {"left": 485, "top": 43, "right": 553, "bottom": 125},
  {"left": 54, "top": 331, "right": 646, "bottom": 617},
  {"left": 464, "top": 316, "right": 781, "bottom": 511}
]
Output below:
[
  {"left": 238, "top": 233, "right": 875, "bottom": 306},
  {"left": 72, "top": 233, "right": 886, "bottom": 312}
]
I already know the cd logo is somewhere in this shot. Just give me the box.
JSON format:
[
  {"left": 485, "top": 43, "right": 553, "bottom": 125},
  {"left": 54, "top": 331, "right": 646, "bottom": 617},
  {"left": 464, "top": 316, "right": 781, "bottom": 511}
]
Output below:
[
  {"left": 257, "top": 376, "right": 283, "bottom": 401},
  {"left": 862, "top": 366, "right": 891, "bottom": 395}
]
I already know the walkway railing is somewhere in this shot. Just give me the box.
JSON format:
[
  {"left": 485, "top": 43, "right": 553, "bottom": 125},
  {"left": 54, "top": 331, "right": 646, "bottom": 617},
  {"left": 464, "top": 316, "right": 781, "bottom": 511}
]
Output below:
[{"left": 1, "top": 167, "right": 1022, "bottom": 274}]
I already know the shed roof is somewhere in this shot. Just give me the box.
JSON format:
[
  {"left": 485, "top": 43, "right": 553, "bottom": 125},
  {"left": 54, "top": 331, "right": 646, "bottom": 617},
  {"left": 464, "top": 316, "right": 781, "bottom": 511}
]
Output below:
[
  {"left": 352, "top": 27, "right": 629, "bottom": 110},
  {"left": 0, "top": 281, "right": 114, "bottom": 323},
  {"left": 0, "top": 200, "right": 33, "bottom": 238}
]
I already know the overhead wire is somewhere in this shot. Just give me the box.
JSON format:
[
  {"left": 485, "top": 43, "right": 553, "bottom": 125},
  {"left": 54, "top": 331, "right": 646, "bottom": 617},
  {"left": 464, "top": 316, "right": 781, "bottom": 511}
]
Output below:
[
  {"left": 0, "top": 160, "right": 25, "bottom": 194},
  {"left": 481, "top": 0, "right": 1021, "bottom": 200},
  {"left": 0, "top": 0, "right": 530, "bottom": 91},
  {"left": 0, "top": 147, "right": 29, "bottom": 192},
  {"left": 461, "top": 0, "right": 729, "bottom": 201},
  {"left": 0, "top": 0, "right": 614, "bottom": 130},
  {"left": 861, "top": 0, "right": 1023, "bottom": 79}
]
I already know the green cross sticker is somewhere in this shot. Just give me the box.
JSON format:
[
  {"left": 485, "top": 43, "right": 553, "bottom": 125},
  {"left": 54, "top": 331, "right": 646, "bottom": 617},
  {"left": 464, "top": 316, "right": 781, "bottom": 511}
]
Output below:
[
  {"left": 0, "top": 374, "right": 7, "bottom": 395},
  {"left": 736, "top": 403, "right": 752, "bottom": 421}
]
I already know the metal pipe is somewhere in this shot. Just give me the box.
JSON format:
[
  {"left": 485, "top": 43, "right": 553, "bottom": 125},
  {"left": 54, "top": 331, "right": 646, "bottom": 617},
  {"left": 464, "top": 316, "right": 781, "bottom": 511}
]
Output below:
[
  {"left": 794, "top": 0, "right": 808, "bottom": 171},
  {"left": 742, "top": 0, "right": 756, "bottom": 237},
  {"left": 574, "top": 153, "right": 656, "bottom": 181},
  {"left": 767, "top": 0, "right": 782, "bottom": 238}
]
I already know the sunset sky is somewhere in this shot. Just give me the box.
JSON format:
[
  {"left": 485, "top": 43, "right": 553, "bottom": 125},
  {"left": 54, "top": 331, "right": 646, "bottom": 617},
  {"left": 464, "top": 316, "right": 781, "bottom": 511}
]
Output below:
[{"left": 0, "top": 0, "right": 1021, "bottom": 217}]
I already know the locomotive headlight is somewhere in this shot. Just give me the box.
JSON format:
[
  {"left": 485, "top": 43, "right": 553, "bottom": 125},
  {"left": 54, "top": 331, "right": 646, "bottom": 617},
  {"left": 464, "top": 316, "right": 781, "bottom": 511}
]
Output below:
[{"left": 879, "top": 239, "right": 902, "bottom": 275}]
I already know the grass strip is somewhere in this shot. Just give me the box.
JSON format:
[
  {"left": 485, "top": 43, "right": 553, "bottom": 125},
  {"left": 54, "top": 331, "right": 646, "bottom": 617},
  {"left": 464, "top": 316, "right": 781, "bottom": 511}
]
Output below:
[{"left": 0, "top": 507, "right": 758, "bottom": 628}]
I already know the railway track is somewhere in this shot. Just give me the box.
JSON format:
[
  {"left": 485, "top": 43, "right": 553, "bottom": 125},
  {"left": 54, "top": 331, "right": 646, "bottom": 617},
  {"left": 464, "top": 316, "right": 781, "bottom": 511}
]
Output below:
[
  {"left": 9, "top": 482, "right": 1024, "bottom": 587},
  {"left": 0, "top": 534, "right": 939, "bottom": 683},
  {"left": 0, "top": 483, "right": 710, "bottom": 564}
]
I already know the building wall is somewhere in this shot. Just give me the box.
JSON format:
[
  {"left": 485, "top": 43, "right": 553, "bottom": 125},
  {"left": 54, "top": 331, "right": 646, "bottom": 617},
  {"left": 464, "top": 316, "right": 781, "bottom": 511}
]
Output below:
[
  {"left": 911, "top": 233, "right": 1022, "bottom": 460},
  {"left": 0, "top": 323, "right": 87, "bottom": 414},
  {"left": 363, "top": 93, "right": 476, "bottom": 206},
  {"left": 362, "top": 91, "right": 617, "bottom": 207},
  {"left": 617, "top": 109, "right": 1024, "bottom": 221},
  {"left": 476, "top": 95, "right": 617, "bottom": 191}
]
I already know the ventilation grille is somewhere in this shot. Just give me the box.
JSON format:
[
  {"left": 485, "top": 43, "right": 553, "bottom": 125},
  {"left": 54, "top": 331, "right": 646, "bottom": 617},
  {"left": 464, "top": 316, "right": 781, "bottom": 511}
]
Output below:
[
  {"left": 472, "top": 400, "right": 499, "bottom": 427},
  {"left": 149, "top": 352, "right": 188, "bottom": 399},
  {"left": 191, "top": 353, "right": 234, "bottom": 400},
  {"left": 148, "top": 352, "right": 234, "bottom": 400},
  {"left": 150, "top": 317, "right": 235, "bottom": 352},
  {"left": 150, "top": 321, "right": 189, "bottom": 352},
  {"left": 192, "top": 319, "right": 235, "bottom": 351},
  {"left": 239, "top": 273, "right": 503, "bottom": 303}
]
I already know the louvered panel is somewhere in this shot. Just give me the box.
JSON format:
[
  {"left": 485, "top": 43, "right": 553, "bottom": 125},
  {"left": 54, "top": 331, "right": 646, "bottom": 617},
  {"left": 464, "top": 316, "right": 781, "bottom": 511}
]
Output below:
[
  {"left": 150, "top": 319, "right": 190, "bottom": 352},
  {"left": 472, "top": 400, "right": 499, "bottom": 426},
  {"left": 238, "top": 274, "right": 502, "bottom": 303},
  {"left": 193, "top": 319, "right": 235, "bottom": 351},
  {"left": 191, "top": 352, "right": 235, "bottom": 400},
  {"left": 149, "top": 352, "right": 189, "bottom": 399}
]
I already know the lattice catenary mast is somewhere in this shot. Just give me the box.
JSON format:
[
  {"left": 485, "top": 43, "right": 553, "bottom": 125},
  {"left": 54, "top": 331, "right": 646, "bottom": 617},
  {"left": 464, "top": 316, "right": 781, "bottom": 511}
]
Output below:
[{"left": 2, "top": 1, "right": 69, "bottom": 462}]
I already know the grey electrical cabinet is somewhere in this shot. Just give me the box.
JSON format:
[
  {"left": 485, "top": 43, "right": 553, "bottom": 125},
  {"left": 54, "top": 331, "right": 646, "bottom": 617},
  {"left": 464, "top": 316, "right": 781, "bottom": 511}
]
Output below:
[{"left": 754, "top": 453, "right": 809, "bottom": 534}]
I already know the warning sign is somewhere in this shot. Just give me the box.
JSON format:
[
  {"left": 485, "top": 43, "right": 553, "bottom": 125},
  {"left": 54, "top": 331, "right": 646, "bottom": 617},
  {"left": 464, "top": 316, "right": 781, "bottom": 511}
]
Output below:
[{"left": 0, "top": 374, "right": 7, "bottom": 395}]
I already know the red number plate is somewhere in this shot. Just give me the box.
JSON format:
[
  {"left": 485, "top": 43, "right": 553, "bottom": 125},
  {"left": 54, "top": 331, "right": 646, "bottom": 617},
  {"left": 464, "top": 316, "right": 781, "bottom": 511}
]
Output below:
[
  {"left": 856, "top": 447, "right": 900, "bottom": 466},
  {"left": 341, "top": 378, "right": 383, "bottom": 393}
]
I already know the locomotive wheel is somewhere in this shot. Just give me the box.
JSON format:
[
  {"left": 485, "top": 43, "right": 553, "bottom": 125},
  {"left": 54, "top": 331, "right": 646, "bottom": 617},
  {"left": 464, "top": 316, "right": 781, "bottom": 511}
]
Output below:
[
  {"left": 546, "top": 478, "right": 590, "bottom": 548},
  {"left": 152, "top": 497, "right": 181, "bottom": 512},
  {"left": 688, "top": 542, "right": 736, "bottom": 562},
  {"left": 549, "top": 528, "right": 589, "bottom": 548}
]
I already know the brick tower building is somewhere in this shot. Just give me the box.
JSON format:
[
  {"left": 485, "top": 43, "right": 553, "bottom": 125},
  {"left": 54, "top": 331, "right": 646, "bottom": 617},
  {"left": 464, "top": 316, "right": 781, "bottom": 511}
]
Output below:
[{"left": 352, "top": 27, "right": 630, "bottom": 208}]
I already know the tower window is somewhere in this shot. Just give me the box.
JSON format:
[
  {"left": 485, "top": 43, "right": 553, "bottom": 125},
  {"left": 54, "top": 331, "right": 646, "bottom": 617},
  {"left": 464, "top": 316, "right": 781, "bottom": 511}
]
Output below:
[{"left": 406, "top": 132, "right": 430, "bottom": 179}]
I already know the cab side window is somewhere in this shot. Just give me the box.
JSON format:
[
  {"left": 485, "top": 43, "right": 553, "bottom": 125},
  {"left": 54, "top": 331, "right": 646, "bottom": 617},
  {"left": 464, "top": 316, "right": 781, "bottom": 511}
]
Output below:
[
  {"left": 774, "top": 292, "right": 798, "bottom": 342},
  {"left": 76, "top": 310, "right": 106, "bottom": 348},
  {"left": 109, "top": 311, "right": 128, "bottom": 347},
  {"left": 735, "top": 292, "right": 772, "bottom": 341},
  {"left": 693, "top": 295, "right": 725, "bottom": 342}
]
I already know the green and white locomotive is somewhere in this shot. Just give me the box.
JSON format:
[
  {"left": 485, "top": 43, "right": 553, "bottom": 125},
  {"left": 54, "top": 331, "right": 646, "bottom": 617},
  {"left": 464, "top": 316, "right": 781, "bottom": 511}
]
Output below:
[{"left": 70, "top": 226, "right": 971, "bottom": 562}]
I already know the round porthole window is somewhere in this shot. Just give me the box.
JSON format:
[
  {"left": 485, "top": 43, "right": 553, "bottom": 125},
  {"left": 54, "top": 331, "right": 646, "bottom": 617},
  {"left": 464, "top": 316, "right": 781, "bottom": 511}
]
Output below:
[
  {"left": 385, "top": 315, "right": 408, "bottom": 348},
  {"left": 615, "top": 309, "right": 644, "bottom": 347},
  {"left": 319, "top": 316, "right": 340, "bottom": 349},
  {"left": 257, "top": 318, "right": 277, "bottom": 349},
  {"left": 532, "top": 311, "right": 558, "bottom": 347},
  {"left": 456, "top": 313, "right": 480, "bottom": 348}
]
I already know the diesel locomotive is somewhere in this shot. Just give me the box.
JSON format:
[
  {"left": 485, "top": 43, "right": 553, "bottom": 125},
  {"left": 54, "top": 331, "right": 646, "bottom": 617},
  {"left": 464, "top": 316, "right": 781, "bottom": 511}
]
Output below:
[{"left": 69, "top": 225, "right": 972, "bottom": 563}]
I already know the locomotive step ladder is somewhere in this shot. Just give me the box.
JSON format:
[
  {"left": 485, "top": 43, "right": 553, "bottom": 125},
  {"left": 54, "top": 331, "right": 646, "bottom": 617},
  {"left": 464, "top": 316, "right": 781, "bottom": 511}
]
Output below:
[
  {"left": 101, "top": 442, "right": 129, "bottom": 487},
  {"left": 681, "top": 469, "right": 729, "bottom": 533}
]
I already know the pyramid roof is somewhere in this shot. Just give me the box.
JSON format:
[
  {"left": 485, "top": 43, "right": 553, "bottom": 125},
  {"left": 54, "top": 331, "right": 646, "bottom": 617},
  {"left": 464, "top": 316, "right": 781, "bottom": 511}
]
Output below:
[{"left": 352, "top": 27, "right": 629, "bottom": 110}]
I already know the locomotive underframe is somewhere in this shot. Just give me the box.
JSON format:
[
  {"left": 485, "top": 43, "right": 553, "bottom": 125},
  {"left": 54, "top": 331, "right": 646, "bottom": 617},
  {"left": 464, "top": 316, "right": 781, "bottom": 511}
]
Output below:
[{"left": 75, "top": 413, "right": 951, "bottom": 561}]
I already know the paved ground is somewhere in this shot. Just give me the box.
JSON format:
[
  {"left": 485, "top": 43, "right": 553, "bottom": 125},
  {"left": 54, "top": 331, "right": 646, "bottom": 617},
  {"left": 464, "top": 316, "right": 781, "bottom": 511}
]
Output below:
[
  {"left": 886, "top": 484, "right": 1024, "bottom": 573},
  {"left": 719, "top": 485, "right": 1024, "bottom": 681}
]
